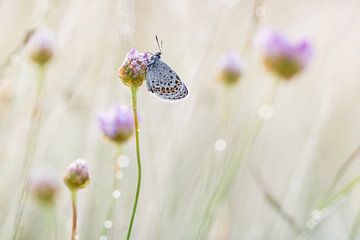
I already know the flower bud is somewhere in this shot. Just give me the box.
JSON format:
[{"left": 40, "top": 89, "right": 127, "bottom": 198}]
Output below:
[
  {"left": 98, "top": 105, "right": 134, "bottom": 144},
  {"left": 218, "top": 52, "right": 243, "bottom": 86},
  {"left": 118, "top": 48, "right": 149, "bottom": 87},
  {"left": 28, "top": 29, "right": 55, "bottom": 66},
  {"left": 31, "top": 168, "right": 59, "bottom": 204},
  {"left": 63, "top": 159, "right": 90, "bottom": 191},
  {"left": 256, "top": 28, "right": 313, "bottom": 80}
]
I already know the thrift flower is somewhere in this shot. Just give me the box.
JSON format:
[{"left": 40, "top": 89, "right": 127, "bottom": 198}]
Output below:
[
  {"left": 98, "top": 105, "right": 134, "bottom": 144},
  {"left": 63, "top": 159, "right": 90, "bottom": 191},
  {"left": 218, "top": 52, "right": 243, "bottom": 86},
  {"left": 31, "top": 168, "right": 59, "bottom": 204},
  {"left": 118, "top": 48, "right": 149, "bottom": 87},
  {"left": 256, "top": 28, "right": 313, "bottom": 80},
  {"left": 28, "top": 29, "right": 55, "bottom": 66}
]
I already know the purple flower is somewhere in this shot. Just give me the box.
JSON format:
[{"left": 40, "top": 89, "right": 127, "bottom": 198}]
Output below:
[
  {"left": 119, "top": 48, "right": 149, "bottom": 87},
  {"left": 218, "top": 52, "right": 244, "bottom": 85},
  {"left": 28, "top": 29, "right": 55, "bottom": 66},
  {"left": 256, "top": 28, "right": 313, "bottom": 80},
  {"left": 63, "top": 159, "right": 90, "bottom": 191},
  {"left": 98, "top": 105, "right": 134, "bottom": 144},
  {"left": 31, "top": 168, "right": 59, "bottom": 204}
]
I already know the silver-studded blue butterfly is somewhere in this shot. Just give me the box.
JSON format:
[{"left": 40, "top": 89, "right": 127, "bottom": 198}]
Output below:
[{"left": 146, "top": 37, "right": 188, "bottom": 100}]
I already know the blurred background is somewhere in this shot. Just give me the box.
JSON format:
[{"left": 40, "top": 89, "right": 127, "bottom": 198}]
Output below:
[{"left": 1, "top": 0, "right": 360, "bottom": 239}]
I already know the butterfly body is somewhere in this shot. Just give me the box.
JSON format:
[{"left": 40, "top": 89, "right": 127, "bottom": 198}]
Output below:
[{"left": 146, "top": 52, "right": 188, "bottom": 100}]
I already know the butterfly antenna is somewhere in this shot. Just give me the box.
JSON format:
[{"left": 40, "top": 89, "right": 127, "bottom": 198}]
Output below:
[{"left": 155, "top": 35, "right": 163, "bottom": 53}]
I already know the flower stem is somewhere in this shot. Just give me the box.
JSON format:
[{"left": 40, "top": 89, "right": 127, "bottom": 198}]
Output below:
[
  {"left": 197, "top": 78, "right": 279, "bottom": 238},
  {"left": 126, "top": 86, "right": 142, "bottom": 240},
  {"left": 12, "top": 65, "right": 46, "bottom": 240},
  {"left": 99, "top": 146, "right": 122, "bottom": 238},
  {"left": 71, "top": 191, "right": 78, "bottom": 240}
]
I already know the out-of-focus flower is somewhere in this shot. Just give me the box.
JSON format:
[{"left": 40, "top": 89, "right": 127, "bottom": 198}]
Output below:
[
  {"left": 28, "top": 29, "right": 55, "bottom": 66},
  {"left": 118, "top": 48, "right": 149, "bottom": 87},
  {"left": 31, "top": 168, "right": 59, "bottom": 204},
  {"left": 218, "top": 52, "right": 243, "bottom": 86},
  {"left": 63, "top": 159, "right": 90, "bottom": 191},
  {"left": 256, "top": 28, "right": 313, "bottom": 80},
  {"left": 98, "top": 104, "right": 134, "bottom": 144}
]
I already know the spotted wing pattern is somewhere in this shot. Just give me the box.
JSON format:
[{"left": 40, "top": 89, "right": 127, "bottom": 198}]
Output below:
[{"left": 146, "top": 58, "right": 188, "bottom": 100}]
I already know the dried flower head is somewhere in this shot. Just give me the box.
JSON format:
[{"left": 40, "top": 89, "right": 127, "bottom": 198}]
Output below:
[
  {"left": 256, "top": 29, "right": 313, "bottom": 80},
  {"left": 98, "top": 104, "right": 134, "bottom": 144},
  {"left": 31, "top": 168, "right": 59, "bottom": 204},
  {"left": 218, "top": 52, "right": 243, "bottom": 86},
  {"left": 118, "top": 48, "right": 149, "bottom": 87},
  {"left": 28, "top": 29, "right": 55, "bottom": 66},
  {"left": 63, "top": 159, "right": 90, "bottom": 191}
]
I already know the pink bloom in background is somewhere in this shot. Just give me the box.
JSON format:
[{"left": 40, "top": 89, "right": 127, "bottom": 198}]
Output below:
[
  {"left": 97, "top": 105, "right": 134, "bottom": 144},
  {"left": 31, "top": 168, "right": 59, "bottom": 204},
  {"left": 119, "top": 48, "right": 149, "bottom": 87},
  {"left": 28, "top": 29, "right": 55, "bottom": 66},
  {"left": 218, "top": 51, "right": 244, "bottom": 85},
  {"left": 256, "top": 28, "right": 313, "bottom": 80}
]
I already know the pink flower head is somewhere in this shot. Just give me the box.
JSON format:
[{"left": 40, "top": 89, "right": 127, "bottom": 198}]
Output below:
[
  {"left": 98, "top": 104, "right": 134, "bottom": 144},
  {"left": 63, "top": 159, "right": 90, "bottom": 191},
  {"left": 31, "top": 168, "right": 59, "bottom": 204},
  {"left": 119, "top": 48, "right": 149, "bottom": 87},
  {"left": 218, "top": 51, "right": 244, "bottom": 85},
  {"left": 256, "top": 28, "right": 313, "bottom": 80},
  {"left": 28, "top": 29, "right": 55, "bottom": 65}
]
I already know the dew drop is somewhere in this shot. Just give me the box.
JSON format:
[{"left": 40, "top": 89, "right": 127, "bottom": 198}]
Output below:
[
  {"left": 306, "top": 219, "right": 317, "bottom": 229},
  {"left": 112, "top": 190, "right": 121, "bottom": 199},
  {"left": 115, "top": 171, "right": 124, "bottom": 180},
  {"left": 258, "top": 104, "right": 273, "bottom": 119},
  {"left": 311, "top": 210, "right": 322, "bottom": 221},
  {"left": 10, "top": 54, "right": 19, "bottom": 63},
  {"left": 99, "top": 236, "right": 108, "bottom": 240},
  {"left": 116, "top": 155, "right": 130, "bottom": 168},
  {"left": 104, "top": 220, "right": 113, "bottom": 229},
  {"left": 255, "top": 6, "right": 266, "bottom": 17},
  {"left": 214, "top": 139, "right": 227, "bottom": 152}
]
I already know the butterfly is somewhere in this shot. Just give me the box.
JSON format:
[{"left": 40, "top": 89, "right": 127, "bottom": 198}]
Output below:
[{"left": 146, "top": 36, "right": 188, "bottom": 100}]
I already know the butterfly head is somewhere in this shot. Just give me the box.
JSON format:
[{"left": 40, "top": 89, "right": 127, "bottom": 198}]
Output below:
[{"left": 154, "top": 52, "right": 162, "bottom": 58}]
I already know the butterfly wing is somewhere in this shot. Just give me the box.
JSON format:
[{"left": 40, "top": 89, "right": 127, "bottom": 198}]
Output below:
[{"left": 146, "top": 59, "right": 188, "bottom": 100}]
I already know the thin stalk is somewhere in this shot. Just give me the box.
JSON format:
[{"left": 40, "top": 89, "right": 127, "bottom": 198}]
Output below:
[
  {"left": 99, "top": 146, "right": 122, "bottom": 238},
  {"left": 71, "top": 191, "right": 78, "bottom": 240},
  {"left": 126, "top": 86, "right": 142, "bottom": 240},
  {"left": 319, "top": 145, "right": 360, "bottom": 207},
  {"left": 198, "top": 78, "right": 279, "bottom": 239},
  {"left": 349, "top": 207, "right": 360, "bottom": 240},
  {"left": 319, "top": 175, "right": 360, "bottom": 210},
  {"left": 42, "top": 205, "right": 57, "bottom": 240},
  {"left": 12, "top": 65, "right": 46, "bottom": 240},
  {"left": 252, "top": 169, "right": 301, "bottom": 234}
]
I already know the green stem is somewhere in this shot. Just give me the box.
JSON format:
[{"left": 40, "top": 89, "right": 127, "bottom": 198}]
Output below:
[
  {"left": 349, "top": 207, "right": 360, "bottom": 240},
  {"left": 71, "top": 191, "right": 78, "bottom": 240},
  {"left": 319, "top": 175, "right": 360, "bottom": 210},
  {"left": 197, "top": 78, "right": 279, "bottom": 239},
  {"left": 12, "top": 65, "right": 46, "bottom": 240},
  {"left": 99, "top": 146, "right": 122, "bottom": 238},
  {"left": 126, "top": 86, "right": 142, "bottom": 240},
  {"left": 319, "top": 145, "right": 360, "bottom": 208},
  {"left": 42, "top": 205, "right": 57, "bottom": 240}
]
